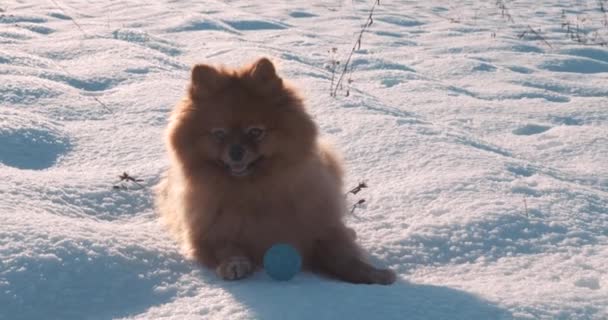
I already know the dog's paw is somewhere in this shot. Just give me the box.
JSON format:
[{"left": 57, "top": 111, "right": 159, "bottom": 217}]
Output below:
[
  {"left": 370, "top": 268, "right": 397, "bottom": 285},
  {"left": 216, "top": 256, "right": 253, "bottom": 280}
]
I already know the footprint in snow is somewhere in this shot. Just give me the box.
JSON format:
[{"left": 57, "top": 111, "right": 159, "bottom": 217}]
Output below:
[
  {"left": 223, "top": 19, "right": 289, "bottom": 31},
  {"left": 0, "top": 14, "right": 47, "bottom": 24},
  {"left": 539, "top": 57, "right": 608, "bottom": 74},
  {"left": 550, "top": 116, "right": 582, "bottom": 126},
  {"left": 47, "top": 12, "right": 72, "bottom": 20},
  {"left": 512, "top": 124, "right": 551, "bottom": 136},
  {"left": 167, "top": 19, "right": 235, "bottom": 34},
  {"left": 560, "top": 47, "right": 608, "bottom": 64},
  {"left": 0, "top": 128, "right": 70, "bottom": 170},
  {"left": 574, "top": 277, "right": 601, "bottom": 290},
  {"left": 289, "top": 11, "right": 317, "bottom": 18},
  {"left": 376, "top": 16, "right": 424, "bottom": 27},
  {"left": 506, "top": 164, "right": 536, "bottom": 177},
  {"left": 17, "top": 23, "right": 55, "bottom": 35},
  {"left": 112, "top": 29, "right": 182, "bottom": 57}
]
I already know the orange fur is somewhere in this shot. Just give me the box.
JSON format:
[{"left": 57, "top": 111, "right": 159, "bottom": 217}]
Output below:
[{"left": 155, "top": 58, "right": 395, "bottom": 285}]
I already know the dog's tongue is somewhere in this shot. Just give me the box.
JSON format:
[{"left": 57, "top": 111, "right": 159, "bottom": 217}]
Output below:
[{"left": 230, "top": 164, "right": 248, "bottom": 175}]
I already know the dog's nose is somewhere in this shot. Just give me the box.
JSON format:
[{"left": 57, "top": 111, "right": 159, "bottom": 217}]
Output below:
[{"left": 228, "top": 145, "right": 245, "bottom": 162}]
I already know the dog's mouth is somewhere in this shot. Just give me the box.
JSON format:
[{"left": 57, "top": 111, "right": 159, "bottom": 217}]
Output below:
[{"left": 221, "top": 156, "right": 264, "bottom": 177}]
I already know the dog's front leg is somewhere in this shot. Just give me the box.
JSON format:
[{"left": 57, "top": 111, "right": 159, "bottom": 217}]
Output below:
[{"left": 214, "top": 244, "right": 254, "bottom": 281}]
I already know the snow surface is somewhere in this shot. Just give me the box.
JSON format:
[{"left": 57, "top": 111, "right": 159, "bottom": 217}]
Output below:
[{"left": 1, "top": 0, "right": 608, "bottom": 319}]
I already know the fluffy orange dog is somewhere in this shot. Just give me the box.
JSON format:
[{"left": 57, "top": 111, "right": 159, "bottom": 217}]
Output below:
[{"left": 156, "top": 58, "right": 395, "bottom": 285}]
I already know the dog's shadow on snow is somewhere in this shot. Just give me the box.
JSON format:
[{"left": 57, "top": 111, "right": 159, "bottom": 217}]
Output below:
[{"left": 220, "top": 272, "right": 513, "bottom": 320}]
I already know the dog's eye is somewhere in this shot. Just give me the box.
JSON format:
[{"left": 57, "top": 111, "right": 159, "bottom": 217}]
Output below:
[
  {"left": 211, "top": 128, "right": 227, "bottom": 141},
  {"left": 247, "top": 127, "right": 265, "bottom": 140}
]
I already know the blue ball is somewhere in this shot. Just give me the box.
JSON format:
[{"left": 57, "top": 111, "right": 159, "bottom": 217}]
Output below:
[{"left": 263, "top": 243, "right": 302, "bottom": 281}]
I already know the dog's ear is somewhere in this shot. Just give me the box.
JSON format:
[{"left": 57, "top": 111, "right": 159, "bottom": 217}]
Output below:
[
  {"left": 189, "top": 64, "right": 225, "bottom": 99},
  {"left": 249, "top": 58, "right": 282, "bottom": 89}
]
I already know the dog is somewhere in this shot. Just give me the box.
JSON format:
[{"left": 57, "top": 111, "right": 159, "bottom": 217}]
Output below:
[{"left": 155, "top": 57, "right": 395, "bottom": 285}]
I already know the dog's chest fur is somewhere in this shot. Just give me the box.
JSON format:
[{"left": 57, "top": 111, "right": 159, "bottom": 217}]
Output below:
[{"left": 201, "top": 166, "right": 342, "bottom": 266}]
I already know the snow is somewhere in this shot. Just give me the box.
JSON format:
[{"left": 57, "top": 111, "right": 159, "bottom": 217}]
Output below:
[{"left": 1, "top": 0, "right": 607, "bottom": 319}]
